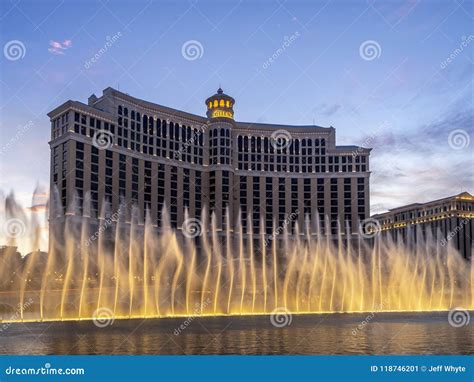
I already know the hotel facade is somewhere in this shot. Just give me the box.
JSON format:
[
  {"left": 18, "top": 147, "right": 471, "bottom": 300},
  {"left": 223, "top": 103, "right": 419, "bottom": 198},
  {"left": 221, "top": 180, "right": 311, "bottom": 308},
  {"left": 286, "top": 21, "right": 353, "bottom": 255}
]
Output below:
[
  {"left": 48, "top": 87, "right": 371, "bottom": 236},
  {"left": 372, "top": 192, "right": 474, "bottom": 259}
]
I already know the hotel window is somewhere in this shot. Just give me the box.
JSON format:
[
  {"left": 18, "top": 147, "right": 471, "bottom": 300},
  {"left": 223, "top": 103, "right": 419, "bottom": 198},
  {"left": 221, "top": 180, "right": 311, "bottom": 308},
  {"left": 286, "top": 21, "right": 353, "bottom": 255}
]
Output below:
[
  {"left": 357, "top": 177, "right": 365, "bottom": 221},
  {"left": 240, "top": 176, "right": 247, "bottom": 230},
  {"left": 209, "top": 171, "right": 216, "bottom": 214},
  {"left": 144, "top": 160, "right": 152, "bottom": 212},
  {"left": 278, "top": 178, "right": 285, "bottom": 226},
  {"left": 303, "top": 178, "right": 311, "bottom": 217},
  {"left": 131, "top": 157, "right": 139, "bottom": 203},
  {"left": 157, "top": 163, "right": 165, "bottom": 226},
  {"left": 330, "top": 178, "right": 338, "bottom": 234},
  {"left": 252, "top": 176, "right": 260, "bottom": 233},
  {"left": 170, "top": 166, "right": 178, "bottom": 227},
  {"left": 183, "top": 168, "right": 190, "bottom": 209},
  {"left": 195, "top": 171, "right": 202, "bottom": 219},
  {"left": 118, "top": 154, "right": 126, "bottom": 200},
  {"left": 104, "top": 150, "right": 114, "bottom": 203}
]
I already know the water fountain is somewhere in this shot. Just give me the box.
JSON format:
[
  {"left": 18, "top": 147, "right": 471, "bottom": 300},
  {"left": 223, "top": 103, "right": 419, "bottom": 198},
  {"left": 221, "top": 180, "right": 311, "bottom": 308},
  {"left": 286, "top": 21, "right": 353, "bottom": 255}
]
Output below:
[{"left": 0, "top": 190, "right": 472, "bottom": 323}]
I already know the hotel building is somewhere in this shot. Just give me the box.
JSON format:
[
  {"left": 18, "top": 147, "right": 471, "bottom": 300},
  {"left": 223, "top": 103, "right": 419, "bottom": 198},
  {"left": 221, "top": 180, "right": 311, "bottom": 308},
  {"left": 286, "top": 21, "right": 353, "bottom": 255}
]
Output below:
[
  {"left": 372, "top": 192, "right": 474, "bottom": 259},
  {"left": 48, "top": 87, "right": 371, "bottom": 236}
]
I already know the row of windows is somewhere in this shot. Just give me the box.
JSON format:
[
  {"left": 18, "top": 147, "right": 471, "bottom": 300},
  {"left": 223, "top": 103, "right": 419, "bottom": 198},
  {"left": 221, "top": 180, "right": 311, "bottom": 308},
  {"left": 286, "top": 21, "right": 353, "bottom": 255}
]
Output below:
[{"left": 380, "top": 201, "right": 474, "bottom": 225}]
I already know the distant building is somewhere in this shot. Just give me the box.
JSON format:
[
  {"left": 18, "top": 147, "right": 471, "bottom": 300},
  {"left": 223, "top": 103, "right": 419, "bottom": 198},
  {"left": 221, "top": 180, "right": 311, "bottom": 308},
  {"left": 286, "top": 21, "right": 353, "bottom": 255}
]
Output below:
[
  {"left": 47, "top": 87, "right": 371, "bottom": 237},
  {"left": 372, "top": 192, "right": 474, "bottom": 259}
]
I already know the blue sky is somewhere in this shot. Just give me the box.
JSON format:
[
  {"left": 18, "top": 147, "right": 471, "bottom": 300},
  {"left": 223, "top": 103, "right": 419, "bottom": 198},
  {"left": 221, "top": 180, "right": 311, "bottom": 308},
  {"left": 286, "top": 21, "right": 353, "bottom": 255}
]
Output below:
[{"left": 0, "top": 0, "right": 473, "bottom": 213}]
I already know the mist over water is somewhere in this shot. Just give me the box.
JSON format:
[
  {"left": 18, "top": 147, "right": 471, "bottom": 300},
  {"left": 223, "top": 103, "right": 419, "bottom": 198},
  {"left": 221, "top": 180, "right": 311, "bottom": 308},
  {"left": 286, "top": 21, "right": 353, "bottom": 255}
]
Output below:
[{"left": 0, "top": 190, "right": 473, "bottom": 323}]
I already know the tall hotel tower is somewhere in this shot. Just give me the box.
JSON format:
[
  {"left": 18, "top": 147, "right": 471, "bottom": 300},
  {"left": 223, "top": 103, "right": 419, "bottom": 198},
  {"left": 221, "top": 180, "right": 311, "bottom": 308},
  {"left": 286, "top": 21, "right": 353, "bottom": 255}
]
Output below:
[{"left": 48, "top": 87, "right": 371, "bottom": 236}]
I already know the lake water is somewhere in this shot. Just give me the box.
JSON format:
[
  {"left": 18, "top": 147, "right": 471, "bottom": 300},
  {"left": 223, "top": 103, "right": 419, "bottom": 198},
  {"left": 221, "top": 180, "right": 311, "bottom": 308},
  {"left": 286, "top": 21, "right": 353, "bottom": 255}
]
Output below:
[{"left": 0, "top": 312, "right": 472, "bottom": 355}]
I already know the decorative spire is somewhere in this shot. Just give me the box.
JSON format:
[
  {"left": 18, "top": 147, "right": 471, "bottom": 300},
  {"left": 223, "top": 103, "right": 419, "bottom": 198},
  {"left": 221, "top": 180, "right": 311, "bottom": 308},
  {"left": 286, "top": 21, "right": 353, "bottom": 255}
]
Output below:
[{"left": 205, "top": 87, "right": 235, "bottom": 120}]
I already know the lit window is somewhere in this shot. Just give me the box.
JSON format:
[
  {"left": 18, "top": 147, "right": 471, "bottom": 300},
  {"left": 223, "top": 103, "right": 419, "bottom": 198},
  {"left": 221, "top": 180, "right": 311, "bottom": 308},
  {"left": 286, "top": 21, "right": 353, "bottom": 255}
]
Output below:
[{"left": 219, "top": 99, "right": 225, "bottom": 107}]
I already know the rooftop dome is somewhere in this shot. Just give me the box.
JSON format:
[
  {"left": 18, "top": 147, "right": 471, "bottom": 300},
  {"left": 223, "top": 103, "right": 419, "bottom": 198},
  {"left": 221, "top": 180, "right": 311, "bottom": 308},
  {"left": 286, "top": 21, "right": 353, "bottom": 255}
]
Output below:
[{"left": 205, "top": 88, "right": 235, "bottom": 120}]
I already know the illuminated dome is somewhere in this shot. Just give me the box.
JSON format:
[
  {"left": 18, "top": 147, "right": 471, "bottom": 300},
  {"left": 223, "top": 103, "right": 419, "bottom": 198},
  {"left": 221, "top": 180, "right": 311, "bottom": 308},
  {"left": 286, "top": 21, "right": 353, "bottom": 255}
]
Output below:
[{"left": 205, "top": 87, "right": 235, "bottom": 120}]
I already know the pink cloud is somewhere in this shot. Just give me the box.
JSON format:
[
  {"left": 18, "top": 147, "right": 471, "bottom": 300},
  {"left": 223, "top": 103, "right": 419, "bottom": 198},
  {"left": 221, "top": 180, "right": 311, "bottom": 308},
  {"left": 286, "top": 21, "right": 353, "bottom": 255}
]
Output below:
[{"left": 48, "top": 39, "right": 72, "bottom": 55}]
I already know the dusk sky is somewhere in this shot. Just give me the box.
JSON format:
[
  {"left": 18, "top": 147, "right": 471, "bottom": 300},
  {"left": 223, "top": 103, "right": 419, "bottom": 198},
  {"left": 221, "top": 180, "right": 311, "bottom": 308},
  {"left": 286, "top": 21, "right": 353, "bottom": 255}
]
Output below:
[{"left": 0, "top": 0, "right": 473, "bottom": 214}]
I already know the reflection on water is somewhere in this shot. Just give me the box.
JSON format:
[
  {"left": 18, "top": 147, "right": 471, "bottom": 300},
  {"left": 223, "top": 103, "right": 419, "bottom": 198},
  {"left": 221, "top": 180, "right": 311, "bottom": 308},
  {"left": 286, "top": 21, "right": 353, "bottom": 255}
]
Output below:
[{"left": 0, "top": 312, "right": 472, "bottom": 355}]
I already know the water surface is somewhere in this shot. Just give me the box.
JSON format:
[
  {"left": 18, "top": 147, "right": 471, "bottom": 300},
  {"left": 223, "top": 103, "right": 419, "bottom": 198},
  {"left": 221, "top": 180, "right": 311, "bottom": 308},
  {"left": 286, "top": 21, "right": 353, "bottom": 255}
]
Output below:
[{"left": 1, "top": 312, "right": 472, "bottom": 355}]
